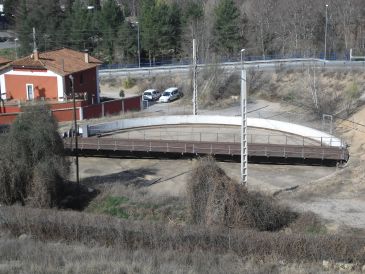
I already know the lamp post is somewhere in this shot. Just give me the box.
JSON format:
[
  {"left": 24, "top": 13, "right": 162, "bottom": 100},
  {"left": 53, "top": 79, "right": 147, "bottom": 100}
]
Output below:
[
  {"left": 135, "top": 21, "right": 141, "bottom": 68},
  {"left": 324, "top": 4, "right": 329, "bottom": 61},
  {"left": 240, "top": 49, "right": 247, "bottom": 185},
  {"left": 69, "top": 75, "right": 79, "bottom": 185}
]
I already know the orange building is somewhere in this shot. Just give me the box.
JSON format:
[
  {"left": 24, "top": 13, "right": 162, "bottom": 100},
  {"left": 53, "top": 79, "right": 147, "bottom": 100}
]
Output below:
[{"left": 0, "top": 48, "right": 102, "bottom": 104}]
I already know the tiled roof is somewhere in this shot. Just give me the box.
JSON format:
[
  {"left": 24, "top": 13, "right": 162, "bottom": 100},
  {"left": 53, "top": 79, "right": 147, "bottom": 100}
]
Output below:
[
  {"left": 0, "top": 56, "right": 11, "bottom": 65},
  {"left": 6, "top": 48, "right": 102, "bottom": 76}
]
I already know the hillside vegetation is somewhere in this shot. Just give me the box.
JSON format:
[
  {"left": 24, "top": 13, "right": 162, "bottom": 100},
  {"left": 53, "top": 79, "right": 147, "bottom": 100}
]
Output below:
[{"left": 6, "top": 0, "right": 365, "bottom": 63}]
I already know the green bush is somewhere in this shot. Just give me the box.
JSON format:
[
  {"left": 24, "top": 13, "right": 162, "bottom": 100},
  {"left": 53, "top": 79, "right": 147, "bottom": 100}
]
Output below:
[{"left": 119, "top": 89, "right": 125, "bottom": 98}]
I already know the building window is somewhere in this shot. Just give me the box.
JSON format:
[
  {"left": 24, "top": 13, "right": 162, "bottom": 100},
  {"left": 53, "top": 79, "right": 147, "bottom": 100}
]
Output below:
[
  {"left": 26, "top": 84, "right": 34, "bottom": 100},
  {"left": 80, "top": 73, "right": 84, "bottom": 85}
]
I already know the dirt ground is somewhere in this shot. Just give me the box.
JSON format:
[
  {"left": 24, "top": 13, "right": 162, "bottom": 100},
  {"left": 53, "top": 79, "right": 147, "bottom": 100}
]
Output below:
[{"left": 68, "top": 76, "right": 365, "bottom": 230}]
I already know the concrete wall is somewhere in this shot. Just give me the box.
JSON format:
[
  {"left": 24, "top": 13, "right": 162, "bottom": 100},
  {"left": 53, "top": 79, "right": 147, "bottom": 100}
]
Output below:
[{"left": 87, "top": 115, "right": 344, "bottom": 147}]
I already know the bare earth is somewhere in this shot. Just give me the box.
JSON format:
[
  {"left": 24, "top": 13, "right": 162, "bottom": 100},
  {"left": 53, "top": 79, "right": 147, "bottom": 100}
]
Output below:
[{"left": 69, "top": 84, "right": 365, "bottom": 229}]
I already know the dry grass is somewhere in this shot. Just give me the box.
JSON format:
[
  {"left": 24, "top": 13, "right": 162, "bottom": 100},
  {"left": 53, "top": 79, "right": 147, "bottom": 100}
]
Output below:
[
  {"left": 1, "top": 204, "right": 365, "bottom": 265},
  {"left": 0, "top": 235, "right": 336, "bottom": 274},
  {"left": 86, "top": 184, "right": 186, "bottom": 223}
]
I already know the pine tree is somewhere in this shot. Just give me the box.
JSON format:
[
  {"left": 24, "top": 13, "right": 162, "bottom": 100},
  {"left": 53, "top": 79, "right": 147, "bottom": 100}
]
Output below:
[
  {"left": 16, "top": 0, "right": 32, "bottom": 56},
  {"left": 213, "top": 0, "right": 241, "bottom": 57},
  {"left": 99, "top": 0, "right": 124, "bottom": 63},
  {"left": 66, "top": 0, "right": 94, "bottom": 50},
  {"left": 117, "top": 22, "right": 137, "bottom": 64},
  {"left": 140, "top": 0, "right": 159, "bottom": 63},
  {"left": 140, "top": 0, "right": 181, "bottom": 64}
]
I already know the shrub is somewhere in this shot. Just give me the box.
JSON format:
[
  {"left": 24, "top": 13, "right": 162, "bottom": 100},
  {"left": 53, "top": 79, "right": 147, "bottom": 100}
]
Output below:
[
  {"left": 187, "top": 156, "right": 297, "bottom": 231},
  {"left": 123, "top": 76, "right": 136, "bottom": 89},
  {"left": 0, "top": 104, "right": 69, "bottom": 207},
  {"left": 119, "top": 89, "right": 125, "bottom": 98}
]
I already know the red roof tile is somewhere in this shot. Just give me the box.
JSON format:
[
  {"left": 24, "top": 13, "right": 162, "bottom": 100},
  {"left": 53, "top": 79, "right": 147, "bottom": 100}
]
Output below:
[
  {"left": 5, "top": 48, "right": 102, "bottom": 76},
  {"left": 0, "top": 56, "right": 11, "bottom": 65}
]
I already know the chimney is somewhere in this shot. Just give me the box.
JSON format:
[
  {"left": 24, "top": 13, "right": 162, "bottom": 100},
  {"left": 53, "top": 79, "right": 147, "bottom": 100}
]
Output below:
[
  {"left": 84, "top": 51, "right": 89, "bottom": 63},
  {"left": 33, "top": 49, "right": 39, "bottom": 61}
]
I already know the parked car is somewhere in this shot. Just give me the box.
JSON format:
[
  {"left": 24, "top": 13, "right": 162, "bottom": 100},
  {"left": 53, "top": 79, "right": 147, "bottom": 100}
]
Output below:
[
  {"left": 143, "top": 89, "right": 161, "bottom": 101},
  {"left": 158, "top": 87, "right": 181, "bottom": 103}
]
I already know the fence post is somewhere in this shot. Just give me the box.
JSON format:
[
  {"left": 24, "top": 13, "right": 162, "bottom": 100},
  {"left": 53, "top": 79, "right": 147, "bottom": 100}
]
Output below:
[{"left": 114, "top": 140, "right": 117, "bottom": 151}]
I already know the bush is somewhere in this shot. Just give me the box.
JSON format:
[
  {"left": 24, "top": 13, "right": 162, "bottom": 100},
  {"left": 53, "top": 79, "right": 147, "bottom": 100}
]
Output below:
[
  {"left": 0, "top": 104, "right": 69, "bottom": 207},
  {"left": 123, "top": 76, "right": 136, "bottom": 89},
  {"left": 119, "top": 89, "right": 125, "bottom": 98},
  {"left": 187, "top": 157, "right": 297, "bottom": 231}
]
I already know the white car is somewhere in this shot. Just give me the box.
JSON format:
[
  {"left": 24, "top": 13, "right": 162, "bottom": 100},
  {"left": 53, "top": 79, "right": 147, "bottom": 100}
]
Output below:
[
  {"left": 143, "top": 89, "right": 161, "bottom": 101},
  {"left": 158, "top": 87, "right": 181, "bottom": 103}
]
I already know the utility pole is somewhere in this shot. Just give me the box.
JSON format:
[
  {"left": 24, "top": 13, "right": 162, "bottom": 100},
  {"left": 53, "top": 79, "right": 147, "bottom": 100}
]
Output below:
[
  {"left": 324, "top": 4, "right": 329, "bottom": 61},
  {"left": 192, "top": 39, "right": 198, "bottom": 115},
  {"left": 69, "top": 75, "right": 79, "bottom": 184},
  {"left": 136, "top": 21, "right": 141, "bottom": 68},
  {"left": 240, "top": 49, "right": 248, "bottom": 185},
  {"left": 32, "top": 27, "right": 37, "bottom": 51},
  {"left": 14, "top": 38, "right": 18, "bottom": 59}
]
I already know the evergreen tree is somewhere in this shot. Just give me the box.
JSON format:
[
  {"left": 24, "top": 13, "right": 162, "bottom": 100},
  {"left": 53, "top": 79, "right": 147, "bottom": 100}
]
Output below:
[
  {"left": 183, "top": 0, "right": 204, "bottom": 38},
  {"left": 4, "top": 0, "right": 19, "bottom": 25},
  {"left": 140, "top": 0, "right": 181, "bottom": 64},
  {"left": 213, "top": 0, "right": 241, "bottom": 57},
  {"left": 15, "top": 0, "right": 64, "bottom": 55},
  {"left": 66, "top": 0, "right": 94, "bottom": 50},
  {"left": 117, "top": 22, "right": 138, "bottom": 64},
  {"left": 16, "top": 0, "right": 32, "bottom": 56},
  {"left": 140, "top": 0, "right": 159, "bottom": 63},
  {"left": 99, "top": 0, "right": 124, "bottom": 63}
]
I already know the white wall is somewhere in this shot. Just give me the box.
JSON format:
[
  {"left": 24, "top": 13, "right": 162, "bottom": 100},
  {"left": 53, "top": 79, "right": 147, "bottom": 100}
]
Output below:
[{"left": 88, "top": 115, "right": 344, "bottom": 147}]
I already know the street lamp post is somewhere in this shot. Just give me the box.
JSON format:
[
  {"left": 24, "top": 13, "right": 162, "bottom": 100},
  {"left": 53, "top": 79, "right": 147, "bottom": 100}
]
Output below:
[
  {"left": 136, "top": 21, "right": 141, "bottom": 68},
  {"left": 324, "top": 4, "right": 329, "bottom": 61},
  {"left": 240, "top": 49, "right": 247, "bottom": 185},
  {"left": 69, "top": 75, "right": 79, "bottom": 185}
]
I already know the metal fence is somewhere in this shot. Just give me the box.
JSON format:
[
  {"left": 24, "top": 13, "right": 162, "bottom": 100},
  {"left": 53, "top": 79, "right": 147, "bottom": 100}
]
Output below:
[{"left": 100, "top": 52, "right": 349, "bottom": 70}]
